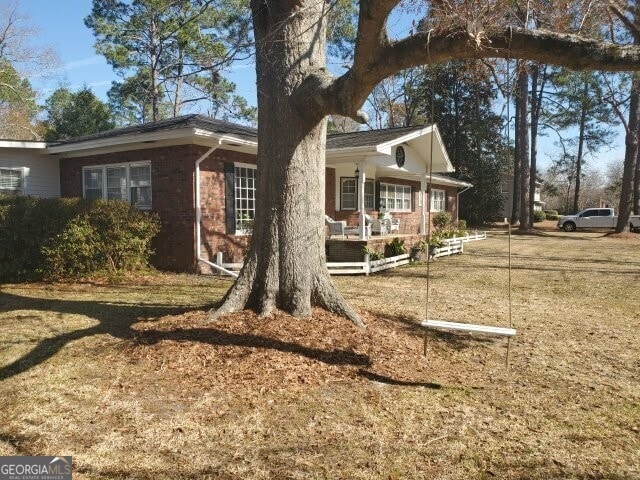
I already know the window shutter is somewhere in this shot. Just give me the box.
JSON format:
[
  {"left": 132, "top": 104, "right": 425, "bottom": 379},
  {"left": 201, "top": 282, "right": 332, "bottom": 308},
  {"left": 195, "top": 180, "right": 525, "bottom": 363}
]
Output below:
[
  {"left": 375, "top": 181, "right": 381, "bottom": 210},
  {"left": 411, "top": 186, "right": 416, "bottom": 212},
  {"left": 224, "top": 162, "right": 236, "bottom": 234}
]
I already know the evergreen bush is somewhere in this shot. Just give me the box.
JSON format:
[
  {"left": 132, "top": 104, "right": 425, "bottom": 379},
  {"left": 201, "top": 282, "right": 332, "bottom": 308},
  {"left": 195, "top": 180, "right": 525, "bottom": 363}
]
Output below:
[
  {"left": 533, "top": 210, "right": 547, "bottom": 223},
  {"left": 432, "top": 211, "right": 452, "bottom": 231},
  {"left": 0, "top": 196, "right": 160, "bottom": 281}
]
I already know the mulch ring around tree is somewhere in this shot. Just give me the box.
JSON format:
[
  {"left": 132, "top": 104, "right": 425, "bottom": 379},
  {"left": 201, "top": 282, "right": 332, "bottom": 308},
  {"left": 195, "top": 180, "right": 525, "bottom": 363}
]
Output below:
[{"left": 122, "top": 308, "right": 454, "bottom": 391}]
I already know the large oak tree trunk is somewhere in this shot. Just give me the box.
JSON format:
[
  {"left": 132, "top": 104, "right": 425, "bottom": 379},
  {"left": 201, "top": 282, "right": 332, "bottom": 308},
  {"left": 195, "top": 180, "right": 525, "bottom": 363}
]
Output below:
[{"left": 211, "top": 0, "right": 362, "bottom": 326}]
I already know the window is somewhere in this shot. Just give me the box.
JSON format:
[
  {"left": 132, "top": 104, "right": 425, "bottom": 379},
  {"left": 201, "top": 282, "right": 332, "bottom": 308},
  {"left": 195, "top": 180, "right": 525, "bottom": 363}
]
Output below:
[
  {"left": 0, "top": 168, "right": 24, "bottom": 196},
  {"left": 106, "top": 167, "right": 127, "bottom": 200},
  {"left": 341, "top": 178, "right": 357, "bottom": 210},
  {"left": 380, "top": 183, "right": 411, "bottom": 212},
  {"left": 235, "top": 165, "right": 256, "bottom": 234},
  {"left": 82, "top": 162, "right": 151, "bottom": 208},
  {"left": 129, "top": 165, "right": 152, "bottom": 208},
  {"left": 341, "top": 178, "right": 375, "bottom": 210},
  {"left": 364, "top": 180, "right": 374, "bottom": 209},
  {"left": 430, "top": 189, "right": 446, "bottom": 212},
  {"left": 581, "top": 209, "right": 598, "bottom": 217}
]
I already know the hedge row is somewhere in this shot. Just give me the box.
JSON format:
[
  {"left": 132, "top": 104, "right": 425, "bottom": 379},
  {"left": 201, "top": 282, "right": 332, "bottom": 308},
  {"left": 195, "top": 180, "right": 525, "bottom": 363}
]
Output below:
[{"left": 0, "top": 196, "right": 160, "bottom": 281}]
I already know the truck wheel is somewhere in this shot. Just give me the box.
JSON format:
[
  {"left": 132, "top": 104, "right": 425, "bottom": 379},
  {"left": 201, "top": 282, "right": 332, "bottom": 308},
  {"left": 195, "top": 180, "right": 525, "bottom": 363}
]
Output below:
[{"left": 563, "top": 222, "right": 576, "bottom": 232}]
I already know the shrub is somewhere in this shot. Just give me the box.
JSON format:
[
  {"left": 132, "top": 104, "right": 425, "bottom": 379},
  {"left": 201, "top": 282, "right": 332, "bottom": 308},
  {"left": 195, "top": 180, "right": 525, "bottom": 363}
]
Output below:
[
  {"left": 533, "top": 210, "right": 546, "bottom": 223},
  {"left": 457, "top": 219, "right": 467, "bottom": 231},
  {"left": 384, "top": 237, "right": 406, "bottom": 257},
  {"left": 0, "top": 196, "right": 85, "bottom": 281},
  {"left": 543, "top": 209, "right": 558, "bottom": 216},
  {"left": 362, "top": 246, "right": 384, "bottom": 261},
  {"left": 432, "top": 211, "right": 452, "bottom": 231},
  {"left": 0, "top": 196, "right": 160, "bottom": 281},
  {"left": 546, "top": 214, "right": 559, "bottom": 221}
]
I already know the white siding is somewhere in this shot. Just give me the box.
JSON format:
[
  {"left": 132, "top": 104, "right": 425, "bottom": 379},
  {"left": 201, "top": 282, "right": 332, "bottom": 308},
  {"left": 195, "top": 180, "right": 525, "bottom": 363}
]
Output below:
[{"left": 0, "top": 149, "right": 60, "bottom": 198}]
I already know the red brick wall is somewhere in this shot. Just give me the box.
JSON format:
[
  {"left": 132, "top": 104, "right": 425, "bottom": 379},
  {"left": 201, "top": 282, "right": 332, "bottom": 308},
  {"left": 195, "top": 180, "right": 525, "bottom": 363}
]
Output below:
[
  {"left": 199, "top": 150, "right": 256, "bottom": 266},
  {"left": 59, "top": 144, "right": 244, "bottom": 272}
]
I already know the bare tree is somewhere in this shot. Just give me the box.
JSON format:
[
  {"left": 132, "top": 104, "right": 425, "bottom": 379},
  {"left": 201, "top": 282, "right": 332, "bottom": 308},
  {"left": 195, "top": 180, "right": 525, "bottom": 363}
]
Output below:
[
  {"left": 213, "top": 0, "right": 640, "bottom": 325},
  {"left": 0, "top": 0, "right": 58, "bottom": 139}
]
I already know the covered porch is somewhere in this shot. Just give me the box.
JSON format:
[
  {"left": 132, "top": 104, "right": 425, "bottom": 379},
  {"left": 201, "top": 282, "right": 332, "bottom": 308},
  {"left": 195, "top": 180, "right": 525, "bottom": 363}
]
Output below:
[{"left": 325, "top": 124, "right": 471, "bottom": 241}]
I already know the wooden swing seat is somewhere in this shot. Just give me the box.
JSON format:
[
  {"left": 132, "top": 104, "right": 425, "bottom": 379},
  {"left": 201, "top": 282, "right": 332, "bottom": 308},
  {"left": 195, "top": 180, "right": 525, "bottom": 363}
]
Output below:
[{"left": 421, "top": 319, "right": 516, "bottom": 337}]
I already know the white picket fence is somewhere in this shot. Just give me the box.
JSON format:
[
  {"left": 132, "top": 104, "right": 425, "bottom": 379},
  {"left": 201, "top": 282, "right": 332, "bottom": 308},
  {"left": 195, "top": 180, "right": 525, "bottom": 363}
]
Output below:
[
  {"left": 327, "top": 253, "right": 411, "bottom": 275},
  {"left": 429, "top": 231, "right": 486, "bottom": 259},
  {"left": 207, "top": 231, "right": 487, "bottom": 277}
]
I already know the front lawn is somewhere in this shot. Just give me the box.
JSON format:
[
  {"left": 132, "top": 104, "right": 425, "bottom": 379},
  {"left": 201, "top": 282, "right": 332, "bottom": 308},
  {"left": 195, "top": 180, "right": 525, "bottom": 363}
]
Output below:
[{"left": 1, "top": 230, "right": 638, "bottom": 479}]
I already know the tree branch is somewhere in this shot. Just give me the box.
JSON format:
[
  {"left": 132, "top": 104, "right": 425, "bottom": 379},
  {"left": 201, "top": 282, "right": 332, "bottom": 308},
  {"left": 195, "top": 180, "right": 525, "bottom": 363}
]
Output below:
[
  {"left": 607, "top": 2, "right": 640, "bottom": 41},
  {"left": 310, "top": 26, "right": 640, "bottom": 121}
]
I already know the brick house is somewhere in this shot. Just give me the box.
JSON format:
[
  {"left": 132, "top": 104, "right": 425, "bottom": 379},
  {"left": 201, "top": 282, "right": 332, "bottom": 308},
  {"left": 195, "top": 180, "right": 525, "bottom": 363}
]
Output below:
[{"left": 2, "top": 115, "right": 472, "bottom": 272}]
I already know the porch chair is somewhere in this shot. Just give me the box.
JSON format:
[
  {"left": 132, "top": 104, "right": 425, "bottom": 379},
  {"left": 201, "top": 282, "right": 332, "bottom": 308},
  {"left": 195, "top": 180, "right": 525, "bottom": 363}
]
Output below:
[
  {"left": 325, "top": 215, "right": 370, "bottom": 238},
  {"left": 366, "top": 214, "right": 388, "bottom": 235},
  {"left": 381, "top": 213, "right": 400, "bottom": 233}
]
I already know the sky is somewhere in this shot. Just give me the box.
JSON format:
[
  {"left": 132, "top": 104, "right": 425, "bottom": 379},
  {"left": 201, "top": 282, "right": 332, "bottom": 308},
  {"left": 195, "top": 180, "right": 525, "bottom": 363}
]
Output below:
[
  {"left": 18, "top": 0, "right": 627, "bottom": 172},
  {"left": 21, "top": 0, "right": 257, "bottom": 105}
]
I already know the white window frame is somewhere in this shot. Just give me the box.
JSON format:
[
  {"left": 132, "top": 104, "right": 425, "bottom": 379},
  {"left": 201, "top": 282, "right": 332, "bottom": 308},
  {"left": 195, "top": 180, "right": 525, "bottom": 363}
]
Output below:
[
  {"left": 81, "top": 161, "right": 152, "bottom": 209},
  {"left": 0, "top": 167, "right": 25, "bottom": 196},
  {"left": 340, "top": 177, "right": 357, "bottom": 210},
  {"left": 380, "top": 182, "right": 411, "bottom": 212},
  {"left": 430, "top": 188, "right": 446, "bottom": 212},
  {"left": 340, "top": 178, "right": 375, "bottom": 211},
  {"left": 364, "top": 179, "right": 375, "bottom": 210},
  {"left": 234, "top": 162, "right": 257, "bottom": 235}
]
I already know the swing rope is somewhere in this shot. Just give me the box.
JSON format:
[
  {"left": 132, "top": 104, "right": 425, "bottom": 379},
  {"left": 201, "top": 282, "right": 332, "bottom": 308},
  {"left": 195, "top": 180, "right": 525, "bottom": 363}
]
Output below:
[
  {"left": 505, "top": 27, "right": 514, "bottom": 368},
  {"left": 421, "top": 30, "right": 516, "bottom": 368},
  {"left": 423, "top": 31, "right": 436, "bottom": 356}
]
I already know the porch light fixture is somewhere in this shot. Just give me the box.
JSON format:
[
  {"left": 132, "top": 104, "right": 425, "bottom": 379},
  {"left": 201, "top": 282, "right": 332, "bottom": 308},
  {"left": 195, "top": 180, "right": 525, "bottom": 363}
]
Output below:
[{"left": 354, "top": 166, "right": 360, "bottom": 179}]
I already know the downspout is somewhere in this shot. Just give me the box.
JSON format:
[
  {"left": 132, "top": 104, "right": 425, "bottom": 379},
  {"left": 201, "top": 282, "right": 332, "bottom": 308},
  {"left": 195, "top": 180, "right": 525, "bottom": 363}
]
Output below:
[
  {"left": 195, "top": 140, "right": 239, "bottom": 278},
  {"left": 456, "top": 185, "right": 472, "bottom": 223}
]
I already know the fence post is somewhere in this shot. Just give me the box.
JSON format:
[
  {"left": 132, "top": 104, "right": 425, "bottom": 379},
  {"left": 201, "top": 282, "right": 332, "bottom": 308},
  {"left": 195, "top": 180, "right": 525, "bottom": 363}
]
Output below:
[{"left": 365, "top": 253, "right": 370, "bottom": 275}]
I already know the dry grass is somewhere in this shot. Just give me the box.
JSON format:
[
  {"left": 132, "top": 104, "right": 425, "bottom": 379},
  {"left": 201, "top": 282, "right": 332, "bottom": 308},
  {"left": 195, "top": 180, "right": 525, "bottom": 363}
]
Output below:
[{"left": 1, "top": 229, "right": 639, "bottom": 479}]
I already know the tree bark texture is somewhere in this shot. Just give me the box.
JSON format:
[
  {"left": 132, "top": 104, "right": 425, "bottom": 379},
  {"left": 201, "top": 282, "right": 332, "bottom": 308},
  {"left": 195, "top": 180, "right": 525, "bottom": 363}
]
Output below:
[
  {"left": 529, "top": 63, "right": 544, "bottom": 228},
  {"left": 616, "top": 73, "right": 640, "bottom": 232},
  {"left": 572, "top": 80, "right": 589, "bottom": 214},
  {"left": 211, "top": 0, "right": 362, "bottom": 325},
  {"left": 517, "top": 63, "right": 530, "bottom": 230},
  {"left": 511, "top": 87, "right": 521, "bottom": 225}
]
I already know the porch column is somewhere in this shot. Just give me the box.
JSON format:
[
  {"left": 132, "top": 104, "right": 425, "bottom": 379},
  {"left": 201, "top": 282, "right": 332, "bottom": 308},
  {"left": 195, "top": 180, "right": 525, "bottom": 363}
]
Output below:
[
  {"left": 358, "top": 161, "right": 367, "bottom": 240},
  {"left": 420, "top": 176, "right": 427, "bottom": 235}
]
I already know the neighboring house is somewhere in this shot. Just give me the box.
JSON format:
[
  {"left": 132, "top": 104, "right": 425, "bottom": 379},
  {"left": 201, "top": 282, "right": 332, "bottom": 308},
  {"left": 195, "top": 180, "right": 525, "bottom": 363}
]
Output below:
[
  {"left": 500, "top": 174, "right": 545, "bottom": 218},
  {"left": 0, "top": 140, "right": 59, "bottom": 197},
  {"left": 0, "top": 115, "right": 472, "bottom": 272}
]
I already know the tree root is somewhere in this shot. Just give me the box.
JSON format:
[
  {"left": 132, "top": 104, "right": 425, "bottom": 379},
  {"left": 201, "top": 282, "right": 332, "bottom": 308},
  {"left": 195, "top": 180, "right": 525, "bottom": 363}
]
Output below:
[{"left": 208, "top": 262, "right": 365, "bottom": 328}]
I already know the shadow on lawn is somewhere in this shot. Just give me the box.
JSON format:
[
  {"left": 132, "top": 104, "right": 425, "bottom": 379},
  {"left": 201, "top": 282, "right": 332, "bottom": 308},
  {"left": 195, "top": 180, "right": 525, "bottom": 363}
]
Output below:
[
  {"left": 368, "top": 310, "right": 495, "bottom": 351},
  {"left": 0, "top": 290, "right": 194, "bottom": 381},
  {"left": 0, "top": 291, "right": 373, "bottom": 382}
]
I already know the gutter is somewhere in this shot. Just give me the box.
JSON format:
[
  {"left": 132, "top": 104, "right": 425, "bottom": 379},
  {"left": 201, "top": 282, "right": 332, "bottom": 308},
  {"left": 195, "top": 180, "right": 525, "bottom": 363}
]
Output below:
[{"left": 194, "top": 139, "right": 239, "bottom": 278}]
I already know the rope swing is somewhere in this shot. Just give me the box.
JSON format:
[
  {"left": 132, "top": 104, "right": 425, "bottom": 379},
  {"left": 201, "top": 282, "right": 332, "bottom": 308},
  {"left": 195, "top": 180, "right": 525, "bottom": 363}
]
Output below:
[{"left": 421, "top": 37, "right": 516, "bottom": 368}]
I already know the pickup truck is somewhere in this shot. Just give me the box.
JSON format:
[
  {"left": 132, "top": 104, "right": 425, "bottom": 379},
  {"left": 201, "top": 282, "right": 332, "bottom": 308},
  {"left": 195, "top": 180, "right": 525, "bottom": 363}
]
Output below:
[{"left": 557, "top": 208, "right": 640, "bottom": 232}]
